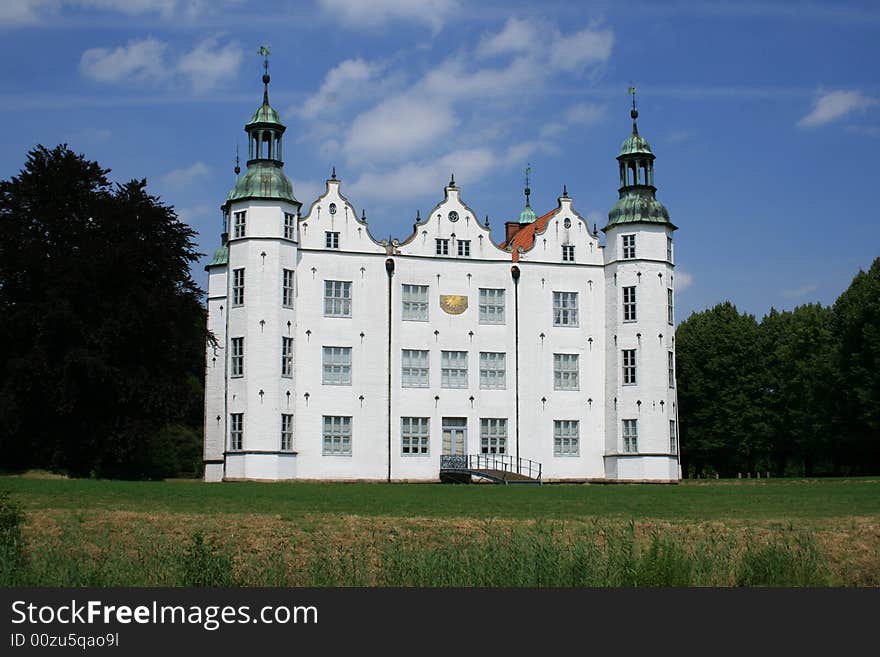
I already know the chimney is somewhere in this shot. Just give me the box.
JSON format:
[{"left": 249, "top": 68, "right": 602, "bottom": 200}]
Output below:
[{"left": 505, "top": 221, "right": 521, "bottom": 245}]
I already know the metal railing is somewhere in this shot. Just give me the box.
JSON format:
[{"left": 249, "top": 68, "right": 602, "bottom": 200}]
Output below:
[{"left": 440, "top": 454, "right": 542, "bottom": 481}]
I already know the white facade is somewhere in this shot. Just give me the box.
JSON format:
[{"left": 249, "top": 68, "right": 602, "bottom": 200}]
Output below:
[{"left": 203, "top": 86, "right": 681, "bottom": 483}]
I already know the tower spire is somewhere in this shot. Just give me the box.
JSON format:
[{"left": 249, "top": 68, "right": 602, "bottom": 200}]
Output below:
[
  {"left": 628, "top": 85, "right": 638, "bottom": 134},
  {"left": 524, "top": 163, "right": 532, "bottom": 208},
  {"left": 234, "top": 144, "right": 240, "bottom": 176},
  {"left": 259, "top": 44, "right": 271, "bottom": 105}
]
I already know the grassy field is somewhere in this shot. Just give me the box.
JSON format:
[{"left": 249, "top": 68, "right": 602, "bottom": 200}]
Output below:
[{"left": 2, "top": 476, "right": 879, "bottom": 587}]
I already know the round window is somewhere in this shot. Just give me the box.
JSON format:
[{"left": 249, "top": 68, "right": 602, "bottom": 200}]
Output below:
[
  {"left": 563, "top": 218, "right": 571, "bottom": 228},
  {"left": 448, "top": 210, "right": 459, "bottom": 222},
  {"left": 329, "top": 202, "right": 337, "bottom": 215}
]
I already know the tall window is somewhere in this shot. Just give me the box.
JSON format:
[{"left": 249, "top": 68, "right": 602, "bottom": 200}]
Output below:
[
  {"left": 668, "top": 351, "right": 675, "bottom": 388},
  {"left": 667, "top": 288, "right": 674, "bottom": 325},
  {"left": 622, "top": 349, "right": 637, "bottom": 385},
  {"left": 457, "top": 240, "right": 471, "bottom": 257},
  {"left": 232, "top": 268, "right": 245, "bottom": 306},
  {"left": 324, "top": 280, "right": 352, "bottom": 317},
  {"left": 402, "top": 284, "right": 429, "bottom": 321},
  {"left": 322, "top": 416, "right": 352, "bottom": 456},
  {"left": 322, "top": 346, "right": 351, "bottom": 385},
  {"left": 284, "top": 212, "right": 295, "bottom": 240},
  {"left": 623, "top": 286, "right": 637, "bottom": 322},
  {"left": 667, "top": 237, "right": 673, "bottom": 263},
  {"left": 479, "top": 352, "right": 506, "bottom": 389},
  {"left": 553, "top": 291, "right": 579, "bottom": 326},
  {"left": 233, "top": 211, "right": 246, "bottom": 238},
  {"left": 229, "top": 413, "right": 244, "bottom": 451},
  {"left": 281, "top": 414, "right": 294, "bottom": 451},
  {"left": 623, "top": 419, "right": 638, "bottom": 453},
  {"left": 435, "top": 238, "right": 449, "bottom": 255},
  {"left": 230, "top": 337, "right": 244, "bottom": 377},
  {"left": 479, "top": 288, "right": 505, "bottom": 324},
  {"left": 553, "top": 420, "right": 579, "bottom": 457},
  {"left": 562, "top": 245, "right": 575, "bottom": 262},
  {"left": 669, "top": 420, "right": 677, "bottom": 454},
  {"left": 622, "top": 234, "right": 636, "bottom": 259},
  {"left": 401, "top": 417, "right": 430, "bottom": 456},
  {"left": 441, "top": 351, "right": 468, "bottom": 388},
  {"left": 553, "top": 353, "right": 579, "bottom": 390},
  {"left": 282, "top": 269, "right": 294, "bottom": 308},
  {"left": 480, "top": 418, "right": 507, "bottom": 454},
  {"left": 281, "top": 337, "right": 294, "bottom": 378},
  {"left": 401, "top": 349, "right": 429, "bottom": 388},
  {"left": 325, "top": 231, "right": 339, "bottom": 249}
]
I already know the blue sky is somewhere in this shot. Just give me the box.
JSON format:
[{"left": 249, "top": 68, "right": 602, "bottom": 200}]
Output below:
[{"left": 1, "top": 0, "right": 878, "bottom": 322}]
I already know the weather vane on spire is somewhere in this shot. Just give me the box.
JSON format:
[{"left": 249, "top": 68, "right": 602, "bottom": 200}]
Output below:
[
  {"left": 524, "top": 163, "right": 532, "bottom": 207},
  {"left": 259, "top": 45, "right": 271, "bottom": 74},
  {"left": 628, "top": 85, "right": 639, "bottom": 132}
]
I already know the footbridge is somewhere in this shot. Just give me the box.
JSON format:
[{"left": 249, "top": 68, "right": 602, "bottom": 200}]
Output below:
[{"left": 439, "top": 454, "right": 542, "bottom": 485}]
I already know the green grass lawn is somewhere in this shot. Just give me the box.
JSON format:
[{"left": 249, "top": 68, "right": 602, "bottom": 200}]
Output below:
[{"left": 2, "top": 475, "right": 879, "bottom": 521}]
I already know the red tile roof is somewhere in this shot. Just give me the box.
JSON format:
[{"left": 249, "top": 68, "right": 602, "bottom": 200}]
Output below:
[{"left": 501, "top": 208, "right": 559, "bottom": 262}]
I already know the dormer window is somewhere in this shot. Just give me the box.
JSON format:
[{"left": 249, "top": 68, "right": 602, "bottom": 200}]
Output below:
[
  {"left": 233, "top": 211, "right": 246, "bottom": 238},
  {"left": 457, "top": 240, "right": 471, "bottom": 257},
  {"left": 436, "top": 239, "right": 449, "bottom": 256},
  {"left": 325, "top": 231, "right": 339, "bottom": 249},
  {"left": 622, "top": 234, "right": 636, "bottom": 259},
  {"left": 562, "top": 245, "right": 575, "bottom": 262}
]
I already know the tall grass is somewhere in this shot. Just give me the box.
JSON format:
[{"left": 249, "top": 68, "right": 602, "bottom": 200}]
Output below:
[{"left": 1, "top": 496, "right": 832, "bottom": 587}]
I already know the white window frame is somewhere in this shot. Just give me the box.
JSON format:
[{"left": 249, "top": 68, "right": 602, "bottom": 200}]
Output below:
[
  {"left": 284, "top": 212, "right": 295, "bottom": 240},
  {"left": 622, "top": 349, "right": 637, "bottom": 385},
  {"left": 667, "top": 236, "right": 673, "bottom": 263},
  {"left": 441, "top": 350, "right": 468, "bottom": 389},
  {"left": 435, "top": 238, "right": 449, "bottom": 255},
  {"left": 623, "top": 419, "right": 638, "bottom": 453},
  {"left": 457, "top": 240, "right": 471, "bottom": 257},
  {"left": 281, "top": 413, "right": 294, "bottom": 451},
  {"left": 668, "top": 351, "right": 675, "bottom": 388},
  {"left": 667, "top": 288, "right": 674, "bottom": 325},
  {"left": 553, "top": 420, "right": 579, "bottom": 457},
  {"left": 322, "top": 346, "right": 352, "bottom": 385},
  {"left": 322, "top": 415, "right": 352, "bottom": 456},
  {"left": 229, "top": 413, "right": 243, "bottom": 451},
  {"left": 669, "top": 419, "right": 677, "bottom": 454},
  {"left": 401, "top": 349, "right": 429, "bottom": 388},
  {"left": 401, "top": 417, "right": 430, "bottom": 456},
  {"left": 324, "top": 280, "right": 352, "bottom": 318},
  {"left": 230, "top": 337, "right": 244, "bottom": 377},
  {"left": 233, "top": 211, "right": 246, "bottom": 238},
  {"left": 622, "top": 234, "right": 636, "bottom": 259},
  {"left": 480, "top": 418, "right": 507, "bottom": 454},
  {"left": 562, "top": 245, "right": 575, "bottom": 262},
  {"left": 402, "top": 284, "right": 429, "bottom": 321},
  {"left": 282, "top": 269, "right": 294, "bottom": 308},
  {"left": 553, "top": 353, "right": 579, "bottom": 391},
  {"left": 282, "top": 337, "right": 294, "bottom": 378},
  {"left": 479, "top": 352, "right": 506, "bottom": 389},
  {"left": 232, "top": 268, "right": 245, "bottom": 306},
  {"left": 325, "top": 231, "right": 340, "bottom": 249},
  {"left": 478, "top": 288, "right": 505, "bottom": 325},
  {"left": 623, "top": 286, "right": 637, "bottom": 322},
  {"left": 553, "top": 291, "right": 579, "bottom": 327}
]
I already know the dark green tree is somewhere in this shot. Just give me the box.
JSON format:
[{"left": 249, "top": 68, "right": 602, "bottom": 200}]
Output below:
[
  {"left": 832, "top": 257, "right": 880, "bottom": 474},
  {"left": 0, "top": 145, "right": 205, "bottom": 479},
  {"left": 676, "top": 302, "right": 767, "bottom": 477}
]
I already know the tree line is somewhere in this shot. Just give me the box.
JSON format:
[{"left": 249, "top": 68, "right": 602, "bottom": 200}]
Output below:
[{"left": 676, "top": 258, "right": 880, "bottom": 477}]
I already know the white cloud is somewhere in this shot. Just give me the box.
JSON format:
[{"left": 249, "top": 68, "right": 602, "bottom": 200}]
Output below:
[
  {"left": 675, "top": 271, "right": 694, "bottom": 292},
  {"left": 162, "top": 161, "right": 210, "bottom": 188},
  {"left": 291, "top": 178, "right": 323, "bottom": 207},
  {"left": 0, "top": 0, "right": 243, "bottom": 25},
  {"left": 478, "top": 17, "right": 538, "bottom": 57},
  {"left": 348, "top": 148, "right": 497, "bottom": 202},
  {"left": 80, "top": 38, "right": 169, "bottom": 83},
  {"left": 343, "top": 95, "right": 458, "bottom": 163},
  {"left": 80, "top": 35, "right": 242, "bottom": 91},
  {"left": 318, "top": 0, "right": 457, "bottom": 31},
  {"left": 549, "top": 25, "right": 614, "bottom": 72},
  {"left": 300, "top": 58, "right": 381, "bottom": 120},
  {"left": 177, "top": 35, "right": 243, "bottom": 92},
  {"left": 798, "top": 90, "right": 877, "bottom": 127},
  {"left": 176, "top": 203, "right": 213, "bottom": 224},
  {"left": 541, "top": 103, "right": 605, "bottom": 138},
  {"left": 782, "top": 284, "right": 817, "bottom": 299}
]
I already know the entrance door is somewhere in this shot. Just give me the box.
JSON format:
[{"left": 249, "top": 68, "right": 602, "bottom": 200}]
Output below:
[{"left": 442, "top": 418, "right": 467, "bottom": 456}]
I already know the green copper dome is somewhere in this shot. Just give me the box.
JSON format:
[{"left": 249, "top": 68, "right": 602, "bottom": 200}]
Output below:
[
  {"left": 247, "top": 102, "right": 281, "bottom": 126},
  {"left": 226, "top": 162, "right": 298, "bottom": 205},
  {"left": 207, "top": 243, "right": 228, "bottom": 267},
  {"left": 518, "top": 204, "right": 537, "bottom": 224},
  {"left": 607, "top": 190, "right": 674, "bottom": 227},
  {"left": 619, "top": 132, "right": 653, "bottom": 156}
]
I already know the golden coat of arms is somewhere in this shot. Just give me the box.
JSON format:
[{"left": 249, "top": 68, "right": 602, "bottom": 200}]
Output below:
[{"left": 440, "top": 295, "right": 468, "bottom": 315}]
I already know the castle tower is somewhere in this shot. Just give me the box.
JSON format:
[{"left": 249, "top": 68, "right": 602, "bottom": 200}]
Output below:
[
  {"left": 602, "top": 93, "right": 680, "bottom": 480},
  {"left": 203, "top": 50, "right": 302, "bottom": 482}
]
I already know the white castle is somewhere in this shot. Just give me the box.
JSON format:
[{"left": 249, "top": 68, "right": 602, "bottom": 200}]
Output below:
[{"left": 203, "top": 69, "right": 681, "bottom": 483}]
